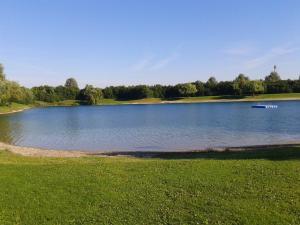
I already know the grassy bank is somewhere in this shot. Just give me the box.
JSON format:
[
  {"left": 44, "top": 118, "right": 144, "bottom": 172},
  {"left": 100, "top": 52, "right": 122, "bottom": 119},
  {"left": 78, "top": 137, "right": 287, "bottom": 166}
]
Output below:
[
  {"left": 0, "top": 101, "right": 84, "bottom": 114},
  {"left": 0, "top": 147, "right": 299, "bottom": 225},
  {"left": 0, "top": 103, "right": 31, "bottom": 114},
  {"left": 98, "top": 93, "right": 300, "bottom": 105},
  {"left": 1, "top": 93, "right": 300, "bottom": 114}
]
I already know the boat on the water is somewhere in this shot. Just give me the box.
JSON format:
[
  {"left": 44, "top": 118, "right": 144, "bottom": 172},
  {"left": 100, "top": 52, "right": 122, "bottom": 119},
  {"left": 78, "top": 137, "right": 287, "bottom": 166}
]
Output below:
[{"left": 252, "top": 105, "right": 278, "bottom": 109}]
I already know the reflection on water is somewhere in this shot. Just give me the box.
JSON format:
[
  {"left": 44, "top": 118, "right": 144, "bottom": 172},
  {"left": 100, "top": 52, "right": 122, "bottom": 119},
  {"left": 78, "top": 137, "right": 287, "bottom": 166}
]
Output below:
[{"left": 0, "top": 101, "right": 300, "bottom": 152}]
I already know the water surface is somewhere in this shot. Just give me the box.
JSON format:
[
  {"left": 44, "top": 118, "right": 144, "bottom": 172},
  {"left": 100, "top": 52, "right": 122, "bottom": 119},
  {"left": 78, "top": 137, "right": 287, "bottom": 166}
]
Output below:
[{"left": 0, "top": 101, "right": 299, "bottom": 152}]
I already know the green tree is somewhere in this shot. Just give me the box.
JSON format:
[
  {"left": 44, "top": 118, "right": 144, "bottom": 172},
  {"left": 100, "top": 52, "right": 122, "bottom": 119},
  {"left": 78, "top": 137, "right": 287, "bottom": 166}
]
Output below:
[
  {"left": 233, "top": 74, "right": 250, "bottom": 95},
  {"left": 0, "top": 80, "right": 33, "bottom": 105},
  {"left": 176, "top": 83, "right": 197, "bottom": 97},
  {"left": 0, "top": 81, "right": 10, "bottom": 105},
  {"left": 31, "top": 86, "right": 58, "bottom": 102},
  {"left": 205, "top": 77, "right": 218, "bottom": 95},
  {"left": 65, "top": 78, "right": 79, "bottom": 89},
  {"left": 80, "top": 85, "right": 103, "bottom": 105},
  {"left": 244, "top": 80, "right": 265, "bottom": 96},
  {"left": 151, "top": 85, "right": 165, "bottom": 98},
  {"left": 206, "top": 77, "right": 218, "bottom": 86},
  {"left": 265, "top": 72, "right": 281, "bottom": 82},
  {"left": 194, "top": 81, "right": 205, "bottom": 96},
  {"left": 0, "top": 64, "right": 6, "bottom": 81}
]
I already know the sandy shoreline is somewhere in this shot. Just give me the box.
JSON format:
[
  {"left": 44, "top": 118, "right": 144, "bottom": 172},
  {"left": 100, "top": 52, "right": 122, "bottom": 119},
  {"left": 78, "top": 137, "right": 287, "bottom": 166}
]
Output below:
[
  {"left": 1, "top": 141, "right": 299, "bottom": 158},
  {"left": 0, "top": 142, "right": 87, "bottom": 158},
  {"left": 0, "top": 108, "right": 30, "bottom": 115}
]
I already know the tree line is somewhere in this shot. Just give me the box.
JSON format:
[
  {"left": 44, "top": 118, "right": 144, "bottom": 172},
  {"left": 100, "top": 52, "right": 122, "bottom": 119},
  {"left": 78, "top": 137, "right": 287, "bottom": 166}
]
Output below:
[{"left": 1, "top": 63, "right": 300, "bottom": 106}]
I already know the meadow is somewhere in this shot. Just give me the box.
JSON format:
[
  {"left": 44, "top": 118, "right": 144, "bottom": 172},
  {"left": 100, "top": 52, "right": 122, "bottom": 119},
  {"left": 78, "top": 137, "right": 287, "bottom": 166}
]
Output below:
[{"left": 0, "top": 147, "right": 299, "bottom": 225}]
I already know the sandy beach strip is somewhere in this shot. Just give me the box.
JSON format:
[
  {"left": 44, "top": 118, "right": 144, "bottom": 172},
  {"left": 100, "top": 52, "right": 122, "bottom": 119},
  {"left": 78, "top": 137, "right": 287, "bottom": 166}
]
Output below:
[{"left": 1, "top": 141, "right": 300, "bottom": 158}]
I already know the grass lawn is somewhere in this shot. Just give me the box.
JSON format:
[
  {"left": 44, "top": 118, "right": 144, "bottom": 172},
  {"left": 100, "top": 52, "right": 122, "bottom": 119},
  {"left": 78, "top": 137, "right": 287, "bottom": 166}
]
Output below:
[
  {"left": 0, "top": 103, "right": 30, "bottom": 114},
  {"left": 246, "top": 93, "right": 300, "bottom": 99},
  {"left": 0, "top": 147, "right": 299, "bottom": 225},
  {"left": 99, "top": 93, "right": 300, "bottom": 105}
]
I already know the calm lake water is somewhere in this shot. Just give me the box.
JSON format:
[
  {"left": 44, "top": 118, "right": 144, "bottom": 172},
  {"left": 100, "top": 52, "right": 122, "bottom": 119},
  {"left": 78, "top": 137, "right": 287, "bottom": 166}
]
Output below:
[{"left": 0, "top": 101, "right": 300, "bottom": 152}]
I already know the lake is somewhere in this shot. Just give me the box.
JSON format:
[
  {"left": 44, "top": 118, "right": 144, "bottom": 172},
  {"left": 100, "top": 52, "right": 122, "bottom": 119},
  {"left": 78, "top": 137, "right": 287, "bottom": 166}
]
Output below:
[{"left": 0, "top": 101, "right": 300, "bottom": 152}]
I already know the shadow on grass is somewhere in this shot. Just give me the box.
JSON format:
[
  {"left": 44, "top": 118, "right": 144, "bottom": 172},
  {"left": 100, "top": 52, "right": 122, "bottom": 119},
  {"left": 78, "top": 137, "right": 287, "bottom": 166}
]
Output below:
[{"left": 96, "top": 145, "right": 300, "bottom": 161}]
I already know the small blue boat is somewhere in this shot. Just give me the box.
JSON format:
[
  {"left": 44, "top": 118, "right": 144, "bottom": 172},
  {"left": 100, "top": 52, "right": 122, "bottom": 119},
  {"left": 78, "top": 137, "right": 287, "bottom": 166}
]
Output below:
[{"left": 252, "top": 104, "right": 278, "bottom": 109}]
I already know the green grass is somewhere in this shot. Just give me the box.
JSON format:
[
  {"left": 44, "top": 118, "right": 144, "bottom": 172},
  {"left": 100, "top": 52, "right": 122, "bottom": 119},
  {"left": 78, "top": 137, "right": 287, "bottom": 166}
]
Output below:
[
  {"left": 34, "top": 100, "right": 85, "bottom": 107},
  {"left": 246, "top": 93, "right": 300, "bottom": 99},
  {"left": 98, "top": 93, "right": 300, "bottom": 105},
  {"left": 0, "top": 103, "right": 30, "bottom": 114},
  {"left": 0, "top": 147, "right": 299, "bottom": 225}
]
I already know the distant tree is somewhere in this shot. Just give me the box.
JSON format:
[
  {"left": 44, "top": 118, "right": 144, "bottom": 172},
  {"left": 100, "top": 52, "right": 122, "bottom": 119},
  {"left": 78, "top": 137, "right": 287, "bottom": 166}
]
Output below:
[
  {"left": 205, "top": 77, "right": 218, "bottom": 95},
  {"left": 151, "top": 85, "right": 166, "bottom": 98},
  {"left": 244, "top": 80, "right": 265, "bottom": 96},
  {"left": 264, "top": 80, "right": 292, "bottom": 94},
  {"left": 194, "top": 81, "right": 205, "bottom": 96},
  {"left": 55, "top": 85, "right": 79, "bottom": 101},
  {"left": 176, "top": 83, "right": 197, "bottom": 97},
  {"left": 235, "top": 74, "right": 250, "bottom": 83},
  {"left": 103, "top": 86, "right": 115, "bottom": 99},
  {"left": 130, "top": 85, "right": 152, "bottom": 99},
  {"left": 0, "top": 64, "right": 34, "bottom": 105},
  {"left": 65, "top": 78, "right": 79, "bottom": 89},
  {"left": 233, "top": 74, "right": 250, "bottom": 95},
  {"left": 0, "top": 81, "right": 10, "bottom": 105},
  {"left": 215, "top": 81, "right": 235, "bottom": 95},
  {"left": 164, "top": 85, "right": 180, "bottom": 98},
  {"left": 113, "top": 86, "right": 128, "bottom": 100},
  {"left": 265, "top": 72, "right": 281, "bottom": 82},
  {"left": 31, "top": 86, "right": 58, "bottom": 102},
  {"left": 207, "top": 77, "right": 218, "bottom": 86},
  {"left": 0, "top": 64, "right": 6, "bottom": 81},
  {"left": 292, "top": 80, "right": 300, "bottom": 92},
  {"left": 80, "top": 85, "right": 103, "bottom": 105},
  {"left": 0, "top": 80, "right": 33, "bottom": 105}
]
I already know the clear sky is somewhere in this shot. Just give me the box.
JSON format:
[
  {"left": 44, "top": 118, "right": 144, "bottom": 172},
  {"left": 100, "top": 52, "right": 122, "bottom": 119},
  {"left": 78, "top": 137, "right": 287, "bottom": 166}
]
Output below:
[{"left": 1, "top": 0, "right": 300, "bottom": 88}]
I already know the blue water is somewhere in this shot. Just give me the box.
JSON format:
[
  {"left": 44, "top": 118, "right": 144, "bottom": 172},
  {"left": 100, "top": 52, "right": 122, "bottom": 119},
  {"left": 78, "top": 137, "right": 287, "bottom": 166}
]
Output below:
[{"left": 0, "top": 101, "right": 300, "bottom": 152}]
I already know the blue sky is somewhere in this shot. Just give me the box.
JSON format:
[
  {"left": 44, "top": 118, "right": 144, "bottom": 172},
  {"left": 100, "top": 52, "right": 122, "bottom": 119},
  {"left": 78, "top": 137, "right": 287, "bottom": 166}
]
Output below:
[{"left": 1, "top": 0, "right": 300, "bottom": 87}]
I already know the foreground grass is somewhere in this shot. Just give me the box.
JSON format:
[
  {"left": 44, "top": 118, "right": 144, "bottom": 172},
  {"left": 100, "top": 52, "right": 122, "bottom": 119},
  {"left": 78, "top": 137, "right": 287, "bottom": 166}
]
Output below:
[{"left": 0, "top": 147, "right": 299, "bottom": 225}]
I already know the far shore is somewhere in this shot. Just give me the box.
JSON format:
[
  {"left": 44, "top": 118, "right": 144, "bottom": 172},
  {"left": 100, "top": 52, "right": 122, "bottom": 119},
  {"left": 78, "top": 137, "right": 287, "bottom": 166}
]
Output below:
[
  {"left": 1, "top": 93, "right": 300, "bottom": 115},
  {"left": 1, "top": 141, "right": 300, "bottom": 158}
]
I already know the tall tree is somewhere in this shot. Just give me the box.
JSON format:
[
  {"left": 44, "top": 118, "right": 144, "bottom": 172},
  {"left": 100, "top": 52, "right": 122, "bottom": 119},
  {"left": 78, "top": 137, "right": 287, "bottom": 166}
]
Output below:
[
  {"left": 65, "top": 78, "right": 79, "bottom": 89},
  {"left": 245, "top": 80, "right": 265, "bottom": 96},
  {"left": 0, "top": 64, "right": 6, "bottom": 81},
  {"left": 80, "top": 85, "right": 103, "bottom": 105},
  {"left": 206, "top": 77, "right": 218, "bottom": 87},
  {"left": 265, "top": 67, "right": 281, "bottom": 82},
  {"left": 205, "top": 77, "right": 218, "bottom": 95},
  {"left": 233, "top": 74, "right": 250, "bottom": 95},
  {"left": 176, "top": 83, "right": 197, "bottom": 97},
  {"left": 194, "top": 81, "right": 205, "bottom": 96}
]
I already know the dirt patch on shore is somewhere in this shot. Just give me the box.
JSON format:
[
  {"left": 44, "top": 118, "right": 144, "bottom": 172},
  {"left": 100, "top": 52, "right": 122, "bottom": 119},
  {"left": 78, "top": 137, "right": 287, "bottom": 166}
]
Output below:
[
  {"left": 0, "top": 142, "right": 88, "bottom": 158},
  {"left": 0, "top": 108, "right": 29, "bottom": 115},
  {"left": 1, "top": 142, "right": 300, "bottom": 158}
]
